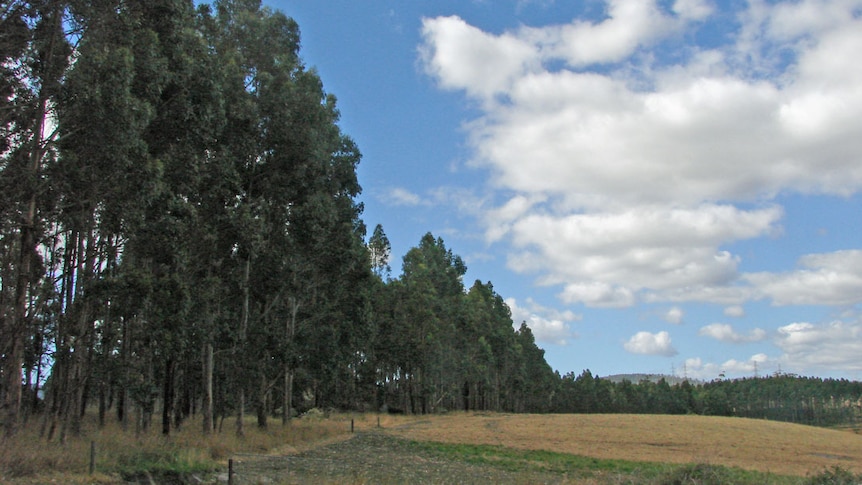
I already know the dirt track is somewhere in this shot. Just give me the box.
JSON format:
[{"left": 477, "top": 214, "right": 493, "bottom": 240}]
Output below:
[{"left": 224, "top": 431, "right": 571, "bottom": 484}]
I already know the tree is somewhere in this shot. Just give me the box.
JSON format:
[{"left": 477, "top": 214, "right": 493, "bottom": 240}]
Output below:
[
  {"left": 368, "top": 224, "right": 391, "bottom": 280},
  {"left": 1, "top": 0, "right": 72, "bottom": 438},
  {"left": 515, "top": 322, "right": 556, "bottom": 413}
]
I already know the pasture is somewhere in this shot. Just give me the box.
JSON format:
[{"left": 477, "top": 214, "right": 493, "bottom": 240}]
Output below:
[
  {"left": 3, "top": 411, "right": 862, "bottom": 483},
  {"left": 382, "top": 412, "right": 862, "bottom": 476}
]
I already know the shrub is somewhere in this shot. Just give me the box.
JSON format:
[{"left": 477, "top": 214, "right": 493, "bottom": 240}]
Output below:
[
  {"left": 657, "top": 463, "right": 735, "bottom": 485},
  {"left": 805, "top": 466, "right": 861, "bottom": 485}
]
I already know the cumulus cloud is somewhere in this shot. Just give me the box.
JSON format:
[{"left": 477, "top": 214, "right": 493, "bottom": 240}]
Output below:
[
  {"left": 507, "top": 297, "right": 580, "bottom": 345},
  {"left": 745, "top": 250, "right": 862, "bottom": 306},
  {"left": 420, "top": 16, "right": 537, "bottom": 99},
  {"left": 624, "top": 330, "right": 678, "bottom": 356},
  {"left": 775, "top": 320, "right": 862, "bottom": 372},
  {"left": 724, "top": 305, "right": 746, "bottom": 318},
  {"left": 664, "top": 306, "right": 684, "bottom": 325},
  {"left": 685, "top": 353, "right": 769, "bottom": 380},
  {"left": 522, "top": 0, "right": 677, "bottom": 67},
  {"left": 508, "top": 205, "right": 781, "bottom": 306},
  {"left": 699, "top": 323, "right": 767, "bottom": 343},
  {"left": 420, "top": 1, "right": 862, "bottom": 309}
]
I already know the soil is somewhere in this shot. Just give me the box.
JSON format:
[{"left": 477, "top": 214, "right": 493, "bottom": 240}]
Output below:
[{"left": 218, "top": 431, "right": 574, "bottom": 485}]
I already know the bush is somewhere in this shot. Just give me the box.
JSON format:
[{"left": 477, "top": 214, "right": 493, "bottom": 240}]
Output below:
[
  {"left": 657, "top": 463, "right": 735, "bottom": 485},
  {"left": 805, "top": 466, "right": 861, "bottom": 485}
]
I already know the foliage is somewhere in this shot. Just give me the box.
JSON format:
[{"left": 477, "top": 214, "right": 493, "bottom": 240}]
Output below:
[
  {"left": 0, "top": 3, "right": 563, "bottom": 465},
  {"left": 0, "top": 410, "right": 348, "bottom": 482},
  {"left": 551, "top": 371, "right": 862, "bottom": 428},
  {"left": 657, "top": 463, "right": 748, "bottom": 485},
  {"left": 804, "top": 466, "right": 862, "bottom": 485}
]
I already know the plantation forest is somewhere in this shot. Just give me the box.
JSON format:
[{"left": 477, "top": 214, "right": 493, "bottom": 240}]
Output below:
[{"left": 2, "top": 0, "right": 862, "bottom": 443}]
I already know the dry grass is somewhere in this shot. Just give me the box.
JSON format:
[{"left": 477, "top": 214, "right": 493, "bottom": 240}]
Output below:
[
  {"left": 5, "top": 411, "right": 862, "bottom": 483},
  {"left": 0, "top": 413, "right": 352, "bottom": 483},
  {"left": 383, "top": 412, "right": 862, "bottom": 476}
]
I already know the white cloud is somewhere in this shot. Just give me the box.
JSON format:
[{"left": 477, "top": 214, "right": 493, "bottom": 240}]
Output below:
[
  {"left": 745, "top": 250, "right": 862, "bottom": 306},
  {"left": 724, "top": 305, "right": 746, "bottom": 318},
  {"left": 684, "top": 353, "right": 770, "bottom": 380},
  {"left": 664, "top": 306, "right": 684, "bottom": 325},
  {"left": 699, "top": 323, "right": 767, "bottom": 343},
  {"left": 624, "top": 330, "right": 678, "bottom": 356},
  {"left": 506, "top": 205, "right": 780, "bottom": 306},
  {"left": 524, "top": 0, "right": 677, "bottom": 67},
  {"left": 775, "top": 320, "right": 862, "bottom": 372},
  {"left": 420, "top": 1, "right": 862, "bottom": 309},
  {"left": 420, "top": 16, "right": 537, "bottom": 99},
  {"left": 559, "top": 282, "right": 635, "bottom": 308},
  {"left": 672, "top": 0, "right": 713, "bottom": 21},
  {"left": 384, "top": 187, "right": 423, "bottom": 206},
  {"left": 506, "top": 297, "right": 580, "bottom": 345}
]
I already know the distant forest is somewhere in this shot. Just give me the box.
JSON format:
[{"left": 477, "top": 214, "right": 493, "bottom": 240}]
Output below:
[
  {"left": 2, "top": 0, "right": 860, "bottom": 444},
  {"left": 557, "top": 371, "right": 862, "bottom": 427}
]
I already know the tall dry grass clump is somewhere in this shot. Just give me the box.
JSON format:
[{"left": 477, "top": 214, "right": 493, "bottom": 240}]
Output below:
[{"left": 0, "top": 411, "right": 352, "bottom": 483}]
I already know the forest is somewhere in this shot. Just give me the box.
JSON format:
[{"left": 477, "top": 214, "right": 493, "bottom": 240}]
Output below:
[
  {"left": 2, "top": 0, "right": 861, "bottom": 446},
  {"left": 0, "top": 0, "right": 557, "bottom": 441},
  {"left": 553, "top": 370, "right": 862, "bottom": 427}
]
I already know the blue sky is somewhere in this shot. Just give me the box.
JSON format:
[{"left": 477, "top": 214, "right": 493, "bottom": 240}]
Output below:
[{"left": 271, "top": 0, "right": 862, "bottom": 381}]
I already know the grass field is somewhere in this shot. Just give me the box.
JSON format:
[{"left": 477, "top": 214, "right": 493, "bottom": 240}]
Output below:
[
  {"left": 3, "top": 411, "right": 862, "bottom": 483},
  {"left": 381, "top": 413, "right": 862, "bottom": 476}
]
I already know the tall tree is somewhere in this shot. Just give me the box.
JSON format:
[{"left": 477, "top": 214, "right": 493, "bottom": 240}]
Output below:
[{"left": 1, "top": 0, "right": 72, "bottom": 438}]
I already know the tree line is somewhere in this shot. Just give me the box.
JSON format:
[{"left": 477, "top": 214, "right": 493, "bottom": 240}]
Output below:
[
  {"left": 552, "top": 370, "right": 862, "bottom": 427},
  {"left": 0, "top": 0, "right": 558, "bottom": 441}
]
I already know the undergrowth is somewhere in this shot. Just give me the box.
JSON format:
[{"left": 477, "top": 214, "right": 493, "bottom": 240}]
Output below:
[{"left": 0, "top": 411, "right": 351, "bottom": 483}]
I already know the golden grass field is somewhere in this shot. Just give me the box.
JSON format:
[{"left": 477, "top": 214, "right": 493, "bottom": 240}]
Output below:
[
  {"left": 377, "top": 412, "right": 862, "bottom": 476},
  {"left": 4, "top": 411, "right": 862, "bottom": 482}
]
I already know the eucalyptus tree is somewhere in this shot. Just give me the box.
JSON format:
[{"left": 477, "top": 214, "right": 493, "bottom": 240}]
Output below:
[
  {"left": 461, "top": 281, "right": 522, "bottom": 412},
  {"left": 201, "top": 0, "right": 368, "bottom": 430},
  {"left": 0, "top": 0, "right": 72, "bottom": 438},
  {"left": 385, "top": 233, "right": 466, "bottom": 413}
]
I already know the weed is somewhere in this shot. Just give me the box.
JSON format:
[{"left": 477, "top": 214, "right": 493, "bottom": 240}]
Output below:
[
  {"left": 657, "top": 463, "right": 739, "bottom": 484},
  {"left": 0, "top": 411, "right": 351, "bottom": 483},
  {"left": 804, "top": 466, "right": 862, "bottom": 485}
]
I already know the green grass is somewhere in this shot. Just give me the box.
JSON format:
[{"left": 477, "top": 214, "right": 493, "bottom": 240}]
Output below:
[
  {"left": 112, "top": 445, "right": 217, "bottom": 479},
  {"left": 407, "top": 440, "right": 804, "bottom": 484}
]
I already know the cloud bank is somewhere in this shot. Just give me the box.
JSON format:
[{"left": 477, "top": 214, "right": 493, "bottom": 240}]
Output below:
[{"left": 420, "top": 0, "right": 862, "bottom": 310}]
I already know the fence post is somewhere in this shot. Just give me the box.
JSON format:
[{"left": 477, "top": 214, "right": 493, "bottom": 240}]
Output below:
[
  {"left": 89, "top": 441, "right": 96, "bottom": 475},
  {"left": 228, "top": 458, "right": 234, "bottom": 485},
  {"left": 351, "top": 418, "right": 354, "bottom": 433}
]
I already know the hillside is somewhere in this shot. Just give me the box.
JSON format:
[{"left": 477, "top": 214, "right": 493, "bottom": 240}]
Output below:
[{"left": 385, "top": 412, "right": 862, "bottom": 476}]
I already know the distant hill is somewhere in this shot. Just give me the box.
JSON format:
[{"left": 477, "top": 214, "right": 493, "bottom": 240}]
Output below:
[{"left": 601, "top": 373, "right": 699, "bottom": 385}]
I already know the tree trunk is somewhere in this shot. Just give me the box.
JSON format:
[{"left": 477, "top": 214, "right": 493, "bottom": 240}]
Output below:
[
  {"left": 256, "top": 370, "right": 268, "bottom": 429},
  {"left": 282, "top": 297, "right": 298, "bottom": 425},
  {"left": 162, "top": 359, "right": 175, "bottom": 436},
  {"left": 235, "top": 258, "right": 250, "bottom": 437},
  {"left": 202, "top": 341, "right": 214, "bottom": 434},
  {"left": 283, "top": 369, "right": 294, "bottom": 425}
]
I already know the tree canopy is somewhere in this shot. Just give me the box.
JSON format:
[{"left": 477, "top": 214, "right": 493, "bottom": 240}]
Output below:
[{"left": 0, "top": 0, "right": 560, "bottom": 441}]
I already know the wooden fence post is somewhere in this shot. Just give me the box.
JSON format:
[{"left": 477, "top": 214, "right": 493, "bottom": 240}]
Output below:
[
  {"left": 228, "top": 458, "right": 234, "bottom": 485},
  {"left": 89, "top": 441, "right": 96, "bottom": 475}
]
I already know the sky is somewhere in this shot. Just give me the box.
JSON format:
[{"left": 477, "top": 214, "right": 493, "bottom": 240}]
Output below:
[{"left": 269, "top": 0, "right": 862, "bottom": 381}]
